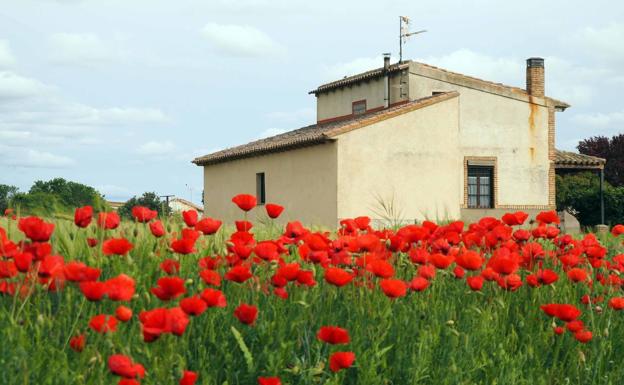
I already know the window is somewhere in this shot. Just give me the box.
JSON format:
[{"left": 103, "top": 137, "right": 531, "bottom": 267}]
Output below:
[
  {"left": 352, "top": 100, "right": 366, "bottom": 115},
  {"left": 467, "top": 166, "right": 494, "bottom": 208},
  {"left": 256, "top": 172, "right": 266, "bottom": 205}
]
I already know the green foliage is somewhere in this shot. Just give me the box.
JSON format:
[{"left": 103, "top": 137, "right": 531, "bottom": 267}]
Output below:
[
  {"left": 118, "top": 191, "right": 170, "bottom": 219},
  {"left": 0, "top": 184, "right": 19, "bottom": 213},
  {"left": 556, "top": 172, "right": 624, "bottom": 226}
]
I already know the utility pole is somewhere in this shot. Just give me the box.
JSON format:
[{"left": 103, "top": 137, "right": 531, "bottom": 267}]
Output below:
[{"left": 159, "top": 194, "right": 174, "bottom": 216}]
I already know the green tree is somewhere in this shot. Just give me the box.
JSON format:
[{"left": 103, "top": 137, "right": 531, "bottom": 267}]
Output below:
[
  {"left": 29, "top": 178, "right": 107, "bottom": 210},
  {"left": 0, "top": 184, "right": 19, "bottom": 213},
  {"left": 118, "top": 192, "right": 170, "bottom": 219}
]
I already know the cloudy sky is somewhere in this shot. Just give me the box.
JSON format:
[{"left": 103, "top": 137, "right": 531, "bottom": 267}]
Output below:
[{"left": 0, "top": 0, "right": 622, "bottom": 204}]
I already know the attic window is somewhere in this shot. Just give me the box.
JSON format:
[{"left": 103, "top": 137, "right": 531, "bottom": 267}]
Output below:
[{"left": 352, "top": 100, "right": 366, "bottom": 115}]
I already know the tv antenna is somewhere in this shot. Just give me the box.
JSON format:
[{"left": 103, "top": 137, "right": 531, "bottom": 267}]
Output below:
[{"left": 399, "top": 16, "right": 427, "bottom": 63}]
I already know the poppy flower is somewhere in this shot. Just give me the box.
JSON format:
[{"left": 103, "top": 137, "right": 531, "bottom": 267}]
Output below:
[
  {"left": 612, "top": 224, "right": 624, "bottom": 236},
  {"left": 69, "top": 334, "right": 86, "bottom": 352},
  {"left": 79, "top": 281, "right": 107, "bottom": 301},
  {"left": 200, "top": 288, "right": 227, "bottom": 307},
  {"left": 417, "top": 264, "right": 436, "bottom": 280},
  {"left": 139, "top": 306, "right": 190, "bottom": 342},
  {"left": 195, "top": 218, "right": 222, "bottom": 235},
  {"left": 501, "top": 211, "right": 529, "bottom": 226},
  {"left": 329, "top": 351, "right": 355, "bottom": 372},
  {"left": 180, "top": 370, "right": 198, "bottom": 385},
  {"left": 98, "top": 212, "right": 120, "bottom": 230},
  {"left": 160, "top": 259, "right": 180, "bottom": 275},
  {"left": 87, "top": 238, "right": 99, "bottom": 247},
  {"left": 119, "top": 379, "right": 141, "bottom": 385},
  {"left": 150, "top": 220, "right": 166, "bottom": 238},
  {"left": 182, "top": 210, "right": 199, "bottom": 227},
  {"left": 455, "top": 250, "right": 483, "bottom": 271},
  {"left": 537, "top": 269, "right": 558, "bottom": 285},
  {"left": 541, "top": 304, "right": 582, "bottom": 322},
  {"left": 574, "top": 330, "right": 593, "bottom": 343},
  {"left": 105, "top": 274, "right": 136, "bottom": 301},
  {"left": 296, "top": 270, "right": 317, "bottom": 287},
  {"left": 131, "top": 206, "right": 158, "bottom": 223},
  {"left": 232, "top": 194, "right": 257, "bottom": 211},
  {"left": 317, "top": 326, "right": 350, "bottom": 345},
  {"left": 180, "top": 296, "right": 208, "bottom": 316},
  {"left": 115, "top": 305, "right": 133, "bottom": 322},
  {"left": 265, "top": 203, "right": 284, "bottom": 219},
  {"left": 430, "top": 253, "right": 453, "bottom": 269},
  {"left": 235, "top": 220, "right": 254, "bottom": 231},
  {"left": 467, "top": 276, "right": 484, "bottom": 291},
  {"left": 410, "top": 276, "right": 430, "bottom": 292},
  {"left": 224, "top": 265, "right": 253, "bottom": 283},
  {"left": 171, "top": 238, "right": 197, "bottom": 255},
  {"left": 151, "top": 276, "right": 186, "bottom": 301},
  {"left": 102, "top": 238, "right": 134, "bottom": 256},
  {"left": 324, "top": 267, "right": 354, "bottom": 287},
  {"left": 380, "top": 279, "right": 408, "bottom": 298},
  {"left": 74, "top": 206, "right": 93, "bottom": 228},
  {"left": 608, "top": 297, "right": 624, "bottom": 310},
  {"left": 199, "top": 269, "right": 221, "bottom": 286},
  {"left": 107, "top": 354, "right": 145, "bottom": 379},
  {"left": 536, "top": 210, "right": 560, "bottom": 224},
  {"left": 13, "top": 252, "right": 33, "bottom": 273},
  {"left": 64, "top": 261, "right": 101, "bottom": 282},
  {"left": 18, "top": 216, "right": 55, "bottom": 242},
  {"left": 258, "top": 377, "right": 281, "bottom": 385},
  {"left": 234, "top": 303, "right": 258, "bottom": 325},
  {"left": 368, "top": 259, "right": 395, "bottom": 278},
  {"left": 567, "top": 268, "right": 588, "bottom": 283},
  {"left": 89, "top": 314, "right": 118, "bottom": 334},
  {"left": 566, "top": 320, "right": 584, "bottom": 332}
]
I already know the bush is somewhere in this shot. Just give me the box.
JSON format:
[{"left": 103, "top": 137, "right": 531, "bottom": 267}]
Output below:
[
  {"left": 0, "top": 184, "right": 18, "bottom": 213},
  {"left": 118, "top": 192, "right": 170, "bottom": 220},
  {"left": 556, "top": 172, "right": 624, "bottom": 226}
]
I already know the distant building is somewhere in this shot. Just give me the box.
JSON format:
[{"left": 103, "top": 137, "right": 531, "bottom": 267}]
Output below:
[
  {"left": 169, "top": 197, "right": 203, "bottom": 215},
  {"left": 107, "top": 201, "right": 124, "bottom": 211},
  {"left": 193, "top": 56, "right": 604, "bottom": 227}
]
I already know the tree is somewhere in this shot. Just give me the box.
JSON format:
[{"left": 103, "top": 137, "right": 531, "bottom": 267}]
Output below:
[
  {"left": 29, "top": 178, "right": 107, "bottom": 210},
  {"left": 118, "top": 192, "right": 170, "bottom": 219},
  {"left": 578, "top": 134, "right": 624, "bottom": 186},
  {"left": 0, "top": 184, "right": 19, "bottom": 213}
]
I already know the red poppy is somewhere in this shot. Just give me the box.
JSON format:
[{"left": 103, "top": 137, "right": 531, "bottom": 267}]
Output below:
[
  {"left": 131, "top": 206, "right": 158, "bottom": 223},
  {"left": 107, "top": 354, "right": 145, "bottom": 379},
  {"left": 537, "top": 269, "right": 559, "bottom": 285},
  {"left": 105, "top": 274, "right": 136, "bottom": 301},
  {"left": 467, "top": 276, "right": 484, "bottom": 291},
  {"left": 324, "top": 267, "right": 354, "bottom": 287},
  {"left": 79, "top": 281, "right": 107, "bottom": 301},
  {"left": 567, "top": 268, "right": 588, "bottom": 283},
  {"left": 180, "top": 370, "right": 198, "bottom": 385},
  {"left": 277, "top": 263, "right": 300, "bottom": 281},
  {"left": 417, "top": 264, "right": 436, "bottom": 280},
  {"left": 235, "top": 220, "right": 254, "bottom": 231},
  {"left": 119, "top": 379, "right": 141, "bottom": 385},
  {"left": 74, "top": 206, "right": 93, "bottom": 228},
  {"left": 536, "top": 210, "right": 560, "bottom": 224},
  {"left": 182, "top": 210, "right": 199, "bottom": 227},
  {"left": 102, "top": 238, "right": 134, "bottom": 256},
  {"left": 380, "top": 279, "right": 408, "bottom": 298},
  {"left": 296, "top": 270, "right": 317, "bottom": 287},
  {"left": 410, "top": 276, "right": 430, "bottom": 292},
  {"left": 180, "top": 295, "right": 208, "bottom": 316},
  {"left": 199, "top": 269, "right": 221, "bottom": 286},
  {"left": 265, "top": 203, "right": 284, "bottom": 219},
  {"left": 232, "top": 194, "right": 257, "bottom": 212},
  {"left": 608, "top": 297, "right": 624, "bottom": 310},
  {"left": 139, "top": 307, "right": 190, "bottom": 342},
  {"left": 98, "top": 212, "right": 120, "bottom": 230},
  {"left": 224, "top": 265, "right": 253, "bottom": 283},
  {"left": 574, "top": 330, "right": 592, "bottom": 343},
  {"left": 115, "top": 305, "right": 133, "bottom": 322},
  {"left": 317, "top": 326, "right": 350, "bottom": 344},
  {"left": 151, "top": 276, "right": 186, "bottom": 301},
  {"left": 13, "top": 252, "right": 33, "bottom": 273},
  {"left": 553, "top": 326, "right": 565, "bottom": 335},
  {"left": 200, "top": 288, "right": 227, "bottom": 308},
  {"left": 195, "top": 218, "right": 222, "bottom": 235},
  {"left": 150, "top": 220, "right": 166, "bottom": 238},
  {"left": 455, "top": 250, "right": 483, "bottom": 271},
  {"left": 501, "top": 211, "right": 529, "bottom": 226},
  {"left": 69, "top": 334, "right": 86, "bottom": 352},
  {"left": 329, "top": 351, "right": 355, "bottom": 372},
  {"left": 89, "top": 314, "right": 118, "bottom": 333},
  {"left": 63, "top": 261, "right": 101, "bottom": 282},
  {"left": 258, "top": 377, "right": 282, "bottom": 385},
  {"left": 171, "top": 238, "right": 197, "bottom": 255},
  {"left": 234, "top": 303, "right": 258, "bottom": 325},
  {"left": 160, "top": 259, "right": 180, "bottom": 275},
  {"left": 18, "top": 216, "right": 55, "bottom": 242},
  {"left": 612, "top": 224, "right": 624, "bottom": 236},
  {"left": 87, "top": 238, "right": 99, "bottom": 247},
  {"left": 541, "top": 304, "right": 581, "bottom": 322},
  {"left": 566, "top": 320, "right": 584, "bottom": 332},
  {"left": 430, "top": 253, "right": 453, "bottom": 269},
  {"left": 368, "top": 259, "right": 395, "bottom": 278}
]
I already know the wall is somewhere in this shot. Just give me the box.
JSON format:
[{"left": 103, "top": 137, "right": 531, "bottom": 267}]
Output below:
[
  {"left": 316, "top": 71, "right": 408, "bottom": 122},
  {"left": 202, "top": 143, "right": 338, "bottom": 228},
  {"left": 408, "top": 63, "right": 551, "bottom": 210},
  {"left": 335, "top": 96, "right": 461, "bottom": 223}
]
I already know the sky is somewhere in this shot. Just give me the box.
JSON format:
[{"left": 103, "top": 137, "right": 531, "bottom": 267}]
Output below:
[{"left": 0, "top": 0, "right": 623, "bottom": 204}]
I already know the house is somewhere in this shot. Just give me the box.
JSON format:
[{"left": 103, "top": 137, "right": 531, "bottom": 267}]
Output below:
[
  {"left": 168, "top": 197, "right": 204, "bottom": 215},
  {"left": 193, "top": 56, "right": 605, "bottom": 227}
]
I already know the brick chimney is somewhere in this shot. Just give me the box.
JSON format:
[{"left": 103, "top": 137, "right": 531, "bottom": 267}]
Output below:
[{"left": 526, "top": 57, "right": 545, "bottom": 98}]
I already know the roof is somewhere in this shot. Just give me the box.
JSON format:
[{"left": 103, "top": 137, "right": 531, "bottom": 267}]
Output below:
[
  {"left": 309, "top": 61, "right": 411, "bottom": 95},
  {"left": 554, "top": 150, "right": 606, "bottom": 169},
  {"left": 193, "top": 92, "right": 459, "bottom": 166},
  {"left": 170, "top": 197, "right": 203, "bottom": 212}
]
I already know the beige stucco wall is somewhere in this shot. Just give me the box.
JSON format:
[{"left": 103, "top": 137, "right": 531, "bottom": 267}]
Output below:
[
  {"left": 335, "top": 96, "right": 461, "bottom": 223},
  {"left": 316, "top": 72, "right": 408, "bottom": 122},
  {"left": 202, "top": 143, "right": 338, "bottom": 228},
  {"left": 408, "top": 64, "right": 550, "bottom": 208}
]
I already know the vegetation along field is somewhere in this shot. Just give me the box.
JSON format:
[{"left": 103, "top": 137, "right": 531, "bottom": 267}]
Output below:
[{"left": 1, "top": 194, "right": 624, "bottom": 385}]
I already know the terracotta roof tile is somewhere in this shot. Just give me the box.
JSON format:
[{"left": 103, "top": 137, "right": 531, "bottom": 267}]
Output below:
[
  {"left": 554, "top": 150, "right": 605, "bottom": 168},
  {"left": 309, "top": 61, "right": 410, "bottom": 95}
]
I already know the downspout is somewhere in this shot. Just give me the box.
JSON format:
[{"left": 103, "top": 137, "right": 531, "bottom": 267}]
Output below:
[
  {"left": 383, "top": 53, "right": 390, "bottom": 108},
  {"left": 600, "top": 167, "right": 605, "bottom": 224}
]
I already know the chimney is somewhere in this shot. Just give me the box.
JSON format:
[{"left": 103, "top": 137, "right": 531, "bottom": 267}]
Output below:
[
  {"left": 526, "top": 57, "right": 545, "bottom": 98},
  {"left": 383, "top": 53, "right": 391, "bottom": 108}
]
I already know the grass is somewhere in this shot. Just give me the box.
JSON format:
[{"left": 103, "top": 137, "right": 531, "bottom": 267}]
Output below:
[{"left": 1, "top": 214, "right": 624, "bottom": 385}]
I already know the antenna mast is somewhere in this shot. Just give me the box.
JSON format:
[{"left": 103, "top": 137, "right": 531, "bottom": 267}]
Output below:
[{"left": 399, "top": 16, "right": 427, "bottom": 62}]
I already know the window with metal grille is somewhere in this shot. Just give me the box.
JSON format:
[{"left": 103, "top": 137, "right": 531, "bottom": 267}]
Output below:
[
  {"left": 256, "top": 172, "right": 265, "bottom": 205},
  {"left": 352, "top": 100, "right": 366, "bottom": 115},
  {"left": 467, "top": 166, "right": 494, "bottom": 208}
]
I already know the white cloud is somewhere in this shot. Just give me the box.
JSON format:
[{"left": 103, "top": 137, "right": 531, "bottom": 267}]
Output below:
[
  {"left": 571, "top": 110, "right": 624, "bottom": 128},
  {"left": 0, "top": 71, "right": 51, "bottom": 100},
  {"left": 0, "top": 40, "right": 16, "bottom": 68},
  {"left": 137, "top": 140, "right": 177, "bottom": 156},
  {"left": 96, "top": 184, "right": 132, "bottom": 200},
  {"left": 266, "top": 107, "right": 315, "bottom": 123},
  {"left": 0, "top": 145, "right": 75, "bottom": 169},
  {"left": 575, "top": 23, "right": 624, "bottom": 66},
  {"left": 49, "top": 32, "right": 126, "bottom": 66},
  {"left": 200, "top": 23, "right": 285, "bottom": 57},
  {"left": 322, "top": 55, "right": 396, "bottom": 82}
]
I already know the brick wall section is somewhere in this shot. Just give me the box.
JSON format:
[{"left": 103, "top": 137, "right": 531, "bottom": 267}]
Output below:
[
  {"left": 526, "top": 65, "right": 545, "bottom": 98},
  {"left": 548, "top": 107, "right": 556, "bottom": 209}
]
